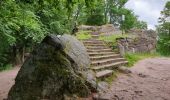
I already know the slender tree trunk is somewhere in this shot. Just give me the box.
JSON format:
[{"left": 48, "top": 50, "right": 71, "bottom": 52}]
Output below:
[
  {"left": 104, "top": 0, "right": 108, "bottom": 24},
  {"left": 13, "top": 46, "right": 25, "bottom": 66},
  {"left": 22, "top": 46, "right": 25, "bottom": 63}
]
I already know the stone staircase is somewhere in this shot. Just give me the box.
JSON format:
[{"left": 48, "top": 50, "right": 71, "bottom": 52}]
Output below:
[{"left": 83, "top": 32, "right": 128, "bottom": 79}]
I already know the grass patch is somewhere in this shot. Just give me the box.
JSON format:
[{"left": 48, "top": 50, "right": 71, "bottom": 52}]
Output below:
[
  {"left": 0, "top": 64, "right": 12, "bottom": 72},
  {"left": 105, "top": 70, "right": 119, "bottom": 84},
  {"left": 76, "top": 31, "right": 92, "bottom": 40},
  {"left": 124, "top": 52, "right": 160, "bottom": 67},
  {"left": 97, "top": 70, "right": 120, "bottom": 84},
  {"left": 99, "top": 34, "right": 130, "bottom": 45}
]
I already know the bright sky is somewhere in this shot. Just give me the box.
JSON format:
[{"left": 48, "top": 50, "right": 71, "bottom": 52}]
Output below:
[{"left": 125, "top": 0, "right": 169, "bottom": 30}]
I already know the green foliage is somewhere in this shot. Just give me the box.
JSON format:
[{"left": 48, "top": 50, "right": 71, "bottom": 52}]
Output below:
[
  {"left": 157, "top": 1, "right": 170, "bottom": 56},
  {"left": 125, "top": 53, "right": 160, "bottom": 67},
  {"left": 85, "top": 0, "right": 105, "bottom": 25},
  {"left": 86, "top": 14, "right": 105, "bottom": 26},
  {"left": 0, "top": 64, "right": 12, "bottom": 72},
  {"left": 76, "top": 31, "right": 92, "bottom": 40},
  {"left": 0, "top": 0, "right": 47, "bottom": 69},
  {"left": 134, "top": 21, "right": 147, "bottom": 29},
  {"left": 99, "top": 34, "right": 130, "bottom": 52},
  {"left": 120, "top": 9, "right": 138, "bottom": 31},
  {"left": 0, "top": 0, "right": 149, "bottom": 69},
  {"left": 0, "top": 0, "right": 97, "bottom": 68}
]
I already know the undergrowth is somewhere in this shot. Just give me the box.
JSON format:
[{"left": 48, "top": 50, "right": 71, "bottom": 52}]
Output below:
[
  {"left": 76, "top": 31, "right": 92, "bottom": 40},
  {"left": 97, "top": 70, "right": 120, "bottom": 84},
  {"left": 99, "top": 34, "right": 130, "bottom": 45},
  {"left": 0, "top": 64, "right": 12, "bottom": 72},
  {"left": 124, "top": 52, "right": 160, "bottom": 67},
  {"left": 105, "top": 70, "right": 119, "bottom": 84}
]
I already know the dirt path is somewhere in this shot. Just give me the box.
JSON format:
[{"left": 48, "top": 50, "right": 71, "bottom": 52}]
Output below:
[
  {"left": 0, "top": 67, "right": 19, "bottom": 100},
  {"left": 103, "top": 57, "right": 170, "bottom": 100},
  {"left": 1, "top": 58, "right": 170, "bottom": 100}
]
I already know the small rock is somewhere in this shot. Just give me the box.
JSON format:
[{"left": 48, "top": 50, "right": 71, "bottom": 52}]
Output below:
[
  {"left": 97, "top": 82, "right": 109, "bottom": 92},
  {"left": 134, "top": 90, "right": 143, "bottom": 94},
  {"left": 161, "top": 78, "right": 168, "bottom": 81},
  {"left": 93, "top": 93, "right": 110, "bottom": 100},
  {"left": 138, "top": 73, "right": 147, "bottom": 78},
  {"left": 118, "top": 66, "right": 132, "bottom": 74}
]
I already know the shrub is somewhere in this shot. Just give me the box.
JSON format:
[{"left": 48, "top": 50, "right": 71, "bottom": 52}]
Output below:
[{"left": 124, "top": 53, "right": 160, "bottom": 67}]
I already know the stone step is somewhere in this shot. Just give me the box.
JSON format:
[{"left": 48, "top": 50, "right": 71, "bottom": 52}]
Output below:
[
  {"left": 87, "top": 48, "right": 113, "bottom": 53},
  {"left": 86, "top": 46, "right": 109, "bottom": 50},
  {"left": 92, "top": 34, "right": 99, "bottom": 37},
  {"left": 91, "top": 58, "right": 126, "bottom": 66},
  {"left": 84, "top": 39, "right": 101, "bottom": 41},
  {"left": 92, "top": 35, "right": 100, "bottom": 39},
  {"left": 84, "top": 43, "right": 105, "bottom": 47},
  {"left": 90, "top": 54, "right": 121, "bottom": 61},
  {"left": 83, "top": 40, "right": 104, "bottom": 44},
  {"left": 92, "top": 61, "right": 128, "bottom": 71},
  {"left": 89, "top": 52, "right": 115, "bottom": 56},
  {"left": 96, "top": 70, "right": 113, "bottom": 78}
]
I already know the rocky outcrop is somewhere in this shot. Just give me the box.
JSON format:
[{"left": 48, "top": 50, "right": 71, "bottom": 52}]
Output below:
[
  {"left": 117, "top": 30, "right": 157, "bottom": 54},
  {"left": 8, "top": 34, "right": 96, "bottom": 100}
]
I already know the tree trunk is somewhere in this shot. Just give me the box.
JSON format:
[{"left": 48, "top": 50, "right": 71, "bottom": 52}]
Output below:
[{"left": 13, "top": 46, "right": 25, "bottom": 66}]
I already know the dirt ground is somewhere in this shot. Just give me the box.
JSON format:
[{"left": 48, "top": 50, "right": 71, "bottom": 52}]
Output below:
[
  {"left": 0, "top": 57, "right": 170, "bottom": 100},
  {"left": 103, "top": 57, "right": 170, "bottom": 100},
  {"left": 0, "top": 67, "right": 19, "bottom": 100}
]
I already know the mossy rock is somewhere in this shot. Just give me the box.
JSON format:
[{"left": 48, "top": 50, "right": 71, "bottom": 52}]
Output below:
[{"left": 8, "top": 34, "right": 96, "bottom": 100}]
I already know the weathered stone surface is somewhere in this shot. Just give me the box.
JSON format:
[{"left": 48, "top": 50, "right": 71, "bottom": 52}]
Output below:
[
  {"left": 117, "top": 30, "right": 157, "bottom": 54},
  {"left": 60, "top": 34, "right": 90, "bottom": 72},
  {"left": 97, "top": 81, "right": 109, "bottom": 92},
  {"left": 118, "top": 66, "right": 132, "bottom": 74},
  {"left": 60, "top": 34, "right": 97, "bottom": 92},
  {"left": 8, "top": 34, "right": 96, "bottom": 100}
]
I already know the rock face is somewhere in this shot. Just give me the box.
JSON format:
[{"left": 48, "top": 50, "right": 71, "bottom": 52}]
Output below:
[
  {"left": 8, "top": 34, "right": 96, "bottom": 100},
  {"left": 117, "top": 30, "right": 157, "bottom": 54}
]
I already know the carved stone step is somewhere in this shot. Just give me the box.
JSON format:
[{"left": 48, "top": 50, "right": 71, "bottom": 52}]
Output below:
[
  {"left": 90, "top": 54, "right": 121, "bottom": 61},
  {"left": 87, "top": 48, "right": 113, "bottom": 53},
  {"left": 86, "top": 46, "right": 109, "bottom": 50},
  {"left": 83, "top": 40, "right": 104, "bottom": 44},
  {"left": 91, "top": 58, "right": 126, "bottom": 66},
  {"left": 92, "top": 34, "right": 100, "bottom": 37},
  {"left": 96, "top": 70, "right": 113, "bottom": 78},
  {"left": 84, "top": 43, "right": 105, "bottom": 47},
  {"left": 92, "top": 61, "right": 128, "bottom": 71},
  {"left": 89, "top": 52, "right": 115, "bottom": 56}
]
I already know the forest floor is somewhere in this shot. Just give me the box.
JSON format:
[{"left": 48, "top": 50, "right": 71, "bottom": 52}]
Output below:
[{"left": 0, "top": 57, "right": 170, "bottom": 100}]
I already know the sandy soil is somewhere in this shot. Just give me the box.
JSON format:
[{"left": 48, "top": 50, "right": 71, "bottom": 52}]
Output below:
[
  {"left": 0, "top": 67, "right": 19, "bottom": 100},
  {"left": 1, "top": 58, "right": 170, "bottom": 100},
  {"left": 103, "top": 57, "right": 170, "bottom": 100}
]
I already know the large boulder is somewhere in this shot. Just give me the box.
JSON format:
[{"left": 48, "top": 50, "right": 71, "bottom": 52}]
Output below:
[{"left": 8, "top": 34, "right": 96, "bottom": 100}]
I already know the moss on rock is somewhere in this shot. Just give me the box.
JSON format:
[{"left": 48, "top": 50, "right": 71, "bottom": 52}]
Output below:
[{"left": 8, "top": 35, "right": 93, "bottom": 100}]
